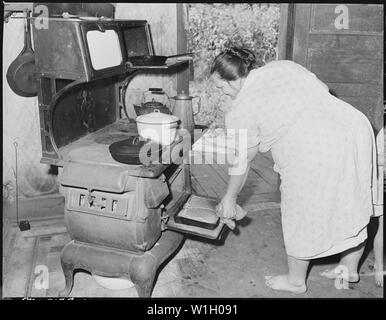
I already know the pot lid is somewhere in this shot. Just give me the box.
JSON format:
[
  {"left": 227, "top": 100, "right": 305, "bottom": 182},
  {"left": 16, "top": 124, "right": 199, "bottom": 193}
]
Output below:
[
  {"left": 143, "top": 98, "right": 164, "bottom": 106},
  {"left": 142, "top": 99, "right": 167, "bottom": 107},
  {"left": 109, "top": 135, "right": 162, "bottom": 157},
  {"left": 136, "top": 109, "right": 179, "bottom": 124}
]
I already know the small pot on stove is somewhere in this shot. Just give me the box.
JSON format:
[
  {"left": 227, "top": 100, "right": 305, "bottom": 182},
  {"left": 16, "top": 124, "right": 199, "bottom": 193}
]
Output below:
[
  {"left": 136, "top": 110, "right": 179, "bottom": 146},
  {"left": 109, "top": 135, "right": 162, "bottom": 165},
  {"left": 134, "top": 88, "right": 172, "bottom": 116}
]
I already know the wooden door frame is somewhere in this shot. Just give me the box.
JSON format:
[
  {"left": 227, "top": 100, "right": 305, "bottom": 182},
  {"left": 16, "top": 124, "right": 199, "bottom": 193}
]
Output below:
[
  {"left": 278, "top": 3, "right": 313, "bottom": 66},
  {"left": 176, "top": 3, "right": 189, "bottom": 94},
  {"left": 278, "top": 3, "right": 296, "bottom": 60}
]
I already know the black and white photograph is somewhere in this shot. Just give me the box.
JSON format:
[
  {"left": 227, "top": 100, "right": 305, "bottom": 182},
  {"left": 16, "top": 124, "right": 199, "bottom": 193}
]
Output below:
[{"left": 2, "top": 2, "right": 384, "bottom": 305}]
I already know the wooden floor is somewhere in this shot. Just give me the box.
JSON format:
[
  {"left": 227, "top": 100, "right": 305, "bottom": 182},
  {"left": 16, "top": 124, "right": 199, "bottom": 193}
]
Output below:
[
  {"left": 3, "top": 150, "right": 384, "bottom": 298},
  {"left": 190, "top": 150, "right": 280, "bottom": 211}
]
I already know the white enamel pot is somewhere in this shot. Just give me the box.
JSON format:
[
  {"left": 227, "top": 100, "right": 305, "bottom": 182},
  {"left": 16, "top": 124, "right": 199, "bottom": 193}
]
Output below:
[{"left": 136, "top": 109, "right": 179, "bottom": 146}]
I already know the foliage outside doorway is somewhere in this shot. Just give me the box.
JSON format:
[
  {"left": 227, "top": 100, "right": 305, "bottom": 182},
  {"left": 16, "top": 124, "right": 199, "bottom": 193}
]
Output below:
[{"left": 187, "top": 3, "right": 280, "bottom": 127}]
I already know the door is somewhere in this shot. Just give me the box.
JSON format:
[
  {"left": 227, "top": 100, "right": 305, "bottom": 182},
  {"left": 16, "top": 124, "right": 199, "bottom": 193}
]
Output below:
[{"left": 279, "top": 4, "right": 383, "bottom": 133}]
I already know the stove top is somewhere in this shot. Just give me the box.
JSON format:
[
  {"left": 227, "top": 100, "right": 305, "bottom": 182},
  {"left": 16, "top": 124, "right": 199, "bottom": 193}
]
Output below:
[{"left": 62, "top": 127, "right": 185, "bottom": 178}]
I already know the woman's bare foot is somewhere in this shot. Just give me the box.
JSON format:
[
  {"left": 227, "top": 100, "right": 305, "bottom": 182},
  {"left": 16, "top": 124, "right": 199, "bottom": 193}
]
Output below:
[
  {"left": 265, "top": 275, "right": 307, "bottom": 294},
  {"left": 374, "top": 264, "right": 384, "bottom": 287},
  {"left": 319, "top": 266, "right": 360, "bottom": 283},
  {"left": 319, "top": 243, "right": 365, "bottom": 284}
]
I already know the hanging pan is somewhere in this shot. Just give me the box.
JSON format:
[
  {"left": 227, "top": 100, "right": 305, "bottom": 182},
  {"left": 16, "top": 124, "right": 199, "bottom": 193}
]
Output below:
[{"left": 6, "top": 11, "right": 37, "bottom": 97}]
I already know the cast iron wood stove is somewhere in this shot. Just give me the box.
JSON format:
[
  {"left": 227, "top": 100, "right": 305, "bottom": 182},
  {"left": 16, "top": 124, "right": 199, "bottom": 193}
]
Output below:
[{"left": 32, "top": 16, "right": 226, "bottom": 297}]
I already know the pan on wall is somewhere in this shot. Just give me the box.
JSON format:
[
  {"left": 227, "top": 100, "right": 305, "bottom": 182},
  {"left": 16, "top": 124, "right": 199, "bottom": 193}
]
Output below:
[{"left": 6, "top": 11, "right": 37, "bottom": 97}]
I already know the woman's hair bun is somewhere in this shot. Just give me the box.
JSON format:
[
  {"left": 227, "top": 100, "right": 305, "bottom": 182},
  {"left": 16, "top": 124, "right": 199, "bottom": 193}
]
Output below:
[
  {"left": 225, "top": 47, "right": 257, "bottom": 70},
  {"left": 210, "top": 46, "right": 257, "bottom": 80}
]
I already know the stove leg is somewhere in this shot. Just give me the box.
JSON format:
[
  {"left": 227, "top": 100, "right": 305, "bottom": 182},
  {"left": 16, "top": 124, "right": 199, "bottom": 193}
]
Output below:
[
  {"left": 59, "top": 262, "right": 74, "bottom": 297},
  {"left": 133, "top": 277, "right": 154, "bottom": 298},
  {"left": 129, "top": 261, "right": 156, "bottom": 297}
]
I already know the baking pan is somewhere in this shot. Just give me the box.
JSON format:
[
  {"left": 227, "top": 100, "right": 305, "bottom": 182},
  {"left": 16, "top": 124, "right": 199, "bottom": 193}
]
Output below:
[{"left": 174, "top": 195, "right": 220, "bottom": 230}]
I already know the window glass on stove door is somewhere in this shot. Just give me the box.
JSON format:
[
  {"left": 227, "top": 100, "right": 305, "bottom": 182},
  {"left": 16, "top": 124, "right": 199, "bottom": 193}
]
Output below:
[
  {"left": 122, "top": 26, "right": 152, "bottom": 58},
  {"left": 86, "top": 29, "right": 123, "bottom": 70}
]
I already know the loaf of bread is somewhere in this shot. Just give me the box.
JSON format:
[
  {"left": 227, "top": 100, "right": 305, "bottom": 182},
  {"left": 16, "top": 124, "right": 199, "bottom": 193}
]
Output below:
[
  {"left": 176, "top": 195, "right": 219, "bottom": 228},
  {"left": 178, "top": 207, "right": 219, "bottom": 225}
]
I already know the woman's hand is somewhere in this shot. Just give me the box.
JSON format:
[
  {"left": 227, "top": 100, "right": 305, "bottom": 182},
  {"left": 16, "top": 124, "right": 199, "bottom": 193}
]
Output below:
[
  {"left": 216, "top": 196, "right": 237, "bottom": 219},
  {"left": 216, "top": 196, "right": 238, "bottom": 230}
]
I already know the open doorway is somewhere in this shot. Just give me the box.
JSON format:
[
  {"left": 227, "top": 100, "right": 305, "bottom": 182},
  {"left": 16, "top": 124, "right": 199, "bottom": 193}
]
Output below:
[{"left": 187, "top": 3, "right": 280, "bottom": 127}]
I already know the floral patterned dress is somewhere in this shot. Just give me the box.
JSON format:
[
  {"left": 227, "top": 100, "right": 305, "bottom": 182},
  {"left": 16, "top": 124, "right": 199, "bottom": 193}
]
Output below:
[{"left": 225, "top": 60, "right": 377, "bottom": 259}]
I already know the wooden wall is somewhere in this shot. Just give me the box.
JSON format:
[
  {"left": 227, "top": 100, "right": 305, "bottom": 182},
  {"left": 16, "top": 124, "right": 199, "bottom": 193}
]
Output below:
[
  {"left": 3, "top": 13, "right": 59, "bottom": 204},
  {"left": 279, "top": 4, "right": 383, "bottom": 132}
]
